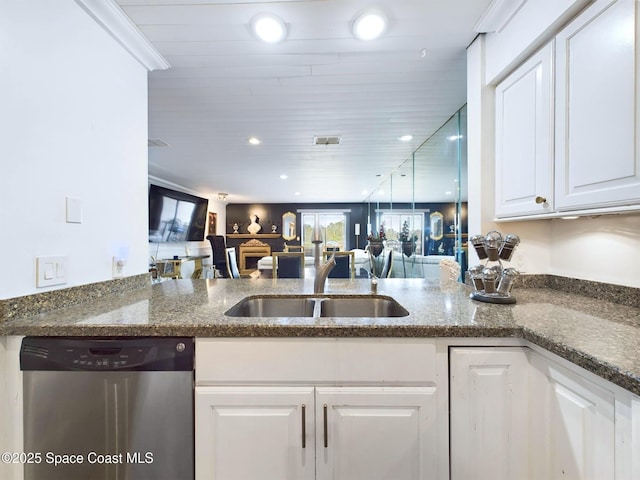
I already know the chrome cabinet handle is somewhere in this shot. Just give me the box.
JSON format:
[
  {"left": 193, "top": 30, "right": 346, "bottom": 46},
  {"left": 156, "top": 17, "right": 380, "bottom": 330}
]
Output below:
[
  {"left": 323, "top": 404, "right": 328, "bottom": 448},
  {"left": 301, "top": 404, "right": 306, "bottom": 449}
]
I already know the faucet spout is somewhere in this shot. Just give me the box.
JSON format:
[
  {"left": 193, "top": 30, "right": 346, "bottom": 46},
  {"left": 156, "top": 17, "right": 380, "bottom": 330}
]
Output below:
[{"left": 314, "top": 252, "right": 336, "bottom": 294}]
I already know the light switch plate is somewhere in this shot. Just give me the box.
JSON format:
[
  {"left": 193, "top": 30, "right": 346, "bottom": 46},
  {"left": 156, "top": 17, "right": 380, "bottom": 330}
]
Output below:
[
  {"left": 36, "top": 256, "right": 68, "bottom": 287},
  {"left": 66, "top": 196, "right": 82, "bottom": 223}
]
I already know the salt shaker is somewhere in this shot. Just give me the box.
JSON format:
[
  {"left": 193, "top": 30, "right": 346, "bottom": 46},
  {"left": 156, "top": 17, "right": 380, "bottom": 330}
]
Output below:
[
  {"left": 482, "top": 267, "right": 499, "bottom": 294},
  {"left": 468, "top": 265, "right": 484, "bottom": 291},
  {"left": 497, "top": 268, "right": 519, "bottom": 295},
  {"left": 484, "top": 231, "right": 502, "bottom": 261},
  {"left": 499, "top": 234, "right": 520, "bottom": 261},
  {"left": 470, "top": 235, "right": 488, "bottom": 260}
]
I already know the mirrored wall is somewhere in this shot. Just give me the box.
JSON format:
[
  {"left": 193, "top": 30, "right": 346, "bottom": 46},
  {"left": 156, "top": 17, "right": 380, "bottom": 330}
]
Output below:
[{"left": 364, "top": 105, "right": 468, "bottom": 279}]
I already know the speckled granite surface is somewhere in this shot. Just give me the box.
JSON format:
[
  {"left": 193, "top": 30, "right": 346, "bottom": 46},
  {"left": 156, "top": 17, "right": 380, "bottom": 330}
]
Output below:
[
  {"left": 0, "top": 273, "right": 150, "bottom": 321},
  {"left": 1, "top": 277, "right": 639, "bottom": 395}
]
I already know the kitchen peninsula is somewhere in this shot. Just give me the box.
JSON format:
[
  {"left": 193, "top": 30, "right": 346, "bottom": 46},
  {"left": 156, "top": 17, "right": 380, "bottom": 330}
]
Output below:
[
  {"left": 1, "top": 277, "right": 639, "bottom": 479},
  {"left": 1, "top": 278, "right": 638, "bottom": 391}
]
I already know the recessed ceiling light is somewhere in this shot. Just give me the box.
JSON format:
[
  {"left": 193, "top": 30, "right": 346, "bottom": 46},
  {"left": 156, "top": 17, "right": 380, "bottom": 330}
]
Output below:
[
  {"left": 398, "top": 135, "right": 413, "bottom": 142},
  {"left": 294, "top": 192, "right": 301, "bottom": 196},
  {"left": 251, "top": 14, "right": 287, "bottom": 43},
  {"left": 280, "top": 174, "right": 288, "bottom": 180},
  {"left": 248, "top": 137, "right": 261, "bottom": 145},
  {"left": 445, "top": 191, "right": 452, "bottom": 195},
  {"left": 352, "top": 11, "right": 387, "bottom": 41}
]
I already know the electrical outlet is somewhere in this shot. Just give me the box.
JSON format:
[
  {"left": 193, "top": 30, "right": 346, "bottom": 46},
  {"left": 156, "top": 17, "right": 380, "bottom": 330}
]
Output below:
[
  {"left": 36, "top": 256, "right": 68, "bottom": 287},
  {"left": 112, "top": 257, "right": 126, "bottom": 278}
]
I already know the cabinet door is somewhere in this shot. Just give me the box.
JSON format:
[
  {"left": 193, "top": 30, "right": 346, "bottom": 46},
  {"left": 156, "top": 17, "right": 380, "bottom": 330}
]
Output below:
[
  {"left": 555, "top": 0, "right": 640, "bottom": 210},
  {"left": 495, "top": 43, "right": 554, "bottom": 217},
  {"left": 633, "top": 396, "right": 640, "bottom": 479},
  {"left": 530, "top": 353, "right": 615, "bottom": 479},
  {"left": 315, "top": 386, "right": 440, "bottom": 480},
  {"left": 449, "top": 347, "right": 531, "bottom": 480},
  {"left": 195, "top": 386, "right": 315, "bottom": 480},
  {"left": 614, "top": 392, "right": 640, "bottom": 480}
]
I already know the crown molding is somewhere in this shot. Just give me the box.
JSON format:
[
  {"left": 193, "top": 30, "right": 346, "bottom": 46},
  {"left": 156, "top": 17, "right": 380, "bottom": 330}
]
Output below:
[
  {"left": 74, "top": 0, "right": 170, "bottom": 71},
  {"left": 474, "top": 0, "right": 527, "bottom": 33}
]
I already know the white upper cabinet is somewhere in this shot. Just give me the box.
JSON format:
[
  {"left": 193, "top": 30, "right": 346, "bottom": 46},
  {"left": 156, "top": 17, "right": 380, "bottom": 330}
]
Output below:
[
  {"left": 555, "top": 0, "right": 640, "bottom": 211},
  {"left": 492, "top": 0, "right": 640, "bottom": 219},
  {"left": 495, "top": 43, "right": 554, "bottom": 217}
]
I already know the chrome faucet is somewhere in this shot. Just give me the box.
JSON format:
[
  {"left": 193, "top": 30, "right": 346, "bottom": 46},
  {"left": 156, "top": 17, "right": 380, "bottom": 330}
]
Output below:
[{"left": 314, "top": 251, "right": 336, "bottom": 294}]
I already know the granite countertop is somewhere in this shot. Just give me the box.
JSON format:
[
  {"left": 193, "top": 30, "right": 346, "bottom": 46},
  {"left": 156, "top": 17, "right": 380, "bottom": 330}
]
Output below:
[{"left": 1, "top": 278, "right": 639, "bottom": 395}]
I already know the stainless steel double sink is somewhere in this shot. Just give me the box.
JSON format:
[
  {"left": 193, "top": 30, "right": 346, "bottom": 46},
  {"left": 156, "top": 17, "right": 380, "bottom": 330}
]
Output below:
[{"left": 224, "top": 295, "right": 409, "bottom": 318}]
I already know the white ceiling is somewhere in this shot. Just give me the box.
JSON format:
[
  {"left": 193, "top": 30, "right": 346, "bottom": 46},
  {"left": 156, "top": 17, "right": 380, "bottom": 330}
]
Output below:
[{"left": 116, "top": 0, "right": 492, "bottom": 203}]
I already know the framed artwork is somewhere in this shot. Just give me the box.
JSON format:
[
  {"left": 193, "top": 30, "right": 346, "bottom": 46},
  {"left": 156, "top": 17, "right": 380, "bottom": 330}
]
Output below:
[{"left": 208, "top": 212, "right": 217, "bottom": 236}]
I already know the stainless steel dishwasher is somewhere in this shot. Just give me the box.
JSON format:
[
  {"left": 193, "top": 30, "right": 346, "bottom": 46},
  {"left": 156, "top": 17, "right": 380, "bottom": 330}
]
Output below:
[{"left": 20, "top": 336, "right": 194, "bottom": 480}]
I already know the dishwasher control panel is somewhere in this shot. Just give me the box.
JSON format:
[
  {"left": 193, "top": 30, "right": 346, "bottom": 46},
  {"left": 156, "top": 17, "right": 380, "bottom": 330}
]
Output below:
[{"left": 20, "top": 337, "right": 193, "bottom": 371}]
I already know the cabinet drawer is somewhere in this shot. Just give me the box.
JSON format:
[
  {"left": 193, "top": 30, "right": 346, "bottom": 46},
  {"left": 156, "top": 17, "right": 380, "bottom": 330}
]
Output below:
[{"left": 196, "top": 338, "right": 437, "bottom": 384}]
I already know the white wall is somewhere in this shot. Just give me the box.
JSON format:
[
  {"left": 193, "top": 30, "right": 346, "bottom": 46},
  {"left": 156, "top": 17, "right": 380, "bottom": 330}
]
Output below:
[
  {"left": 549, "top": 214, "right": 640, "bottom": 287},
  {"left": 0, "top": 0, "right": 150, "bottom": 299},
  {"left": 467, "top": 5, "right": 640, "bottom": 288}
]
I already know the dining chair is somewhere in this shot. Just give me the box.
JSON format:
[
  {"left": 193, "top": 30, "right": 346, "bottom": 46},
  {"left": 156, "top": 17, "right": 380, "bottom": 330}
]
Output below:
[
  {"left": 323, "top": 250, "right": 355, "bottom": 279},
  {"left": 380, "top": 248, "right": 393, "bottom": 278},
  {"left": 272, "top": 251, "right": 304, "bottom": 278},
  {"left": 225, "top": 247, "right": 240, "bottom": 279},
  {"left": 207, "top": 235, "right": 228, "bottom": 277},
  {"left": 283, "top": 244, "right": 304, "bottom": 253}
]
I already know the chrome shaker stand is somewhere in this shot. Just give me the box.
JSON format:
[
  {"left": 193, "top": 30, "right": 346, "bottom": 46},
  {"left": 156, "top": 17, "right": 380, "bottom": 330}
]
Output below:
[{"left": 468, "top": 231, "right": 520, "bottom": 304}]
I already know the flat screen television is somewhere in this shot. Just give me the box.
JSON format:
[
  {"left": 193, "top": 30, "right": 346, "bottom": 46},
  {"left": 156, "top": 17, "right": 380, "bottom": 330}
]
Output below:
[{"left": 148, "top": 184, "right": 209, "bottom": 243}]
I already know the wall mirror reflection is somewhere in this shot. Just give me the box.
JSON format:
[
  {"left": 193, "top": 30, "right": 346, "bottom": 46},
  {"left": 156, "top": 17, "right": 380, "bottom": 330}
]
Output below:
[
  {"left": 429, "top": 212, "right": 444, "bottom": 240},
  {"left": 282, "top": 212, "right": 296, "bottom": 241},
  {"left": 363, "top": 105, "right": 468, "bottom": 280}
]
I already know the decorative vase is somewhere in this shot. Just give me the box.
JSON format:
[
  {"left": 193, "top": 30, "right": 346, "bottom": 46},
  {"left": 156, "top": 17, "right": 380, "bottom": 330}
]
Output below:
[
  {"left": 401, "top": 241, "right": 414, "bottom": 258},
  {"left": 368, "top": 241, "right": 383, "bottom": 257}
]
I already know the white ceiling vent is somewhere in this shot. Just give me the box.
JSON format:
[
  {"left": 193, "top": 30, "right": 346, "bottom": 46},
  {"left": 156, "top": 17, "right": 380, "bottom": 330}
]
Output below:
[
  {"left": 313, "top": 135, "right": 341, "bottom": 145},
  {"left": 148, "top": 138, "right": 170, "bottom": 147}
]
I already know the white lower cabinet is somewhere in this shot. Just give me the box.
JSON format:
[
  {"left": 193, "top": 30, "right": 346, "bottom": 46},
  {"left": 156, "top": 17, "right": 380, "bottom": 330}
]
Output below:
[
  {"left": 194, "top": 338, "right": 444, "bottom": 480},
  {"left": 449, "top": 347, "right": 531, "bottom": 480},
  {"left": 195, "top": 385, "right": 437, "bottom": 480},
  {"left": 529, "top": 352, "right": 616, "bottom": 480},
  {"left": 315, "top": 387, "right": 437, "bottom": 480},
  {"left": 195, "top": 339, "right": 636, "bottom": 480},
  {"left": 195, "top": 386, "right": 316, "bottom": 480},
  {"left": 451, "top": 346, "right": 620, "bottom": 480}
]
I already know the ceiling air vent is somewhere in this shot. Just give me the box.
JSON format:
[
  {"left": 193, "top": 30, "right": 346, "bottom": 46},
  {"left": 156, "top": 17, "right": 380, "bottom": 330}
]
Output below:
[
  {"left": 313, "top": 135, "right": 341, "bottom": 145},
  {"left": 148, "top": 138, "right": 170, "bottom": 147}
]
